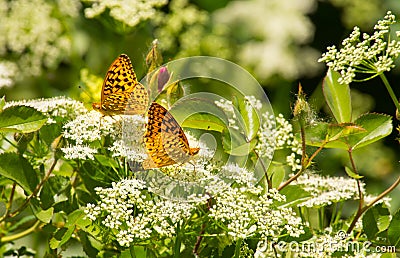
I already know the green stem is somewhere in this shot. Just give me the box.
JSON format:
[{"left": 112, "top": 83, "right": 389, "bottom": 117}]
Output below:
[
  {"left": 379, "top": 73, "right": 400, "bottom": 112},
  {"left": 234, "top": 238, "right": 242, "bottom": 258},
  {"left": 1, "top": 220, "right": 42, "bottom": 242},
  {"left": 6, "top": 158, "right": 58, "bottom": 219}
]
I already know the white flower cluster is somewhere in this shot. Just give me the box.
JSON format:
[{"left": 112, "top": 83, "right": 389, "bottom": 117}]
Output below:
[
  {"left": 319, "top": 11, "right": 400, "bottom": 84},
  {"left": 0, "top": 61, "right": 18, "bottom": 89},
  {"left": 214, "top": 95, "right": 263, "bottom": 133},
  {"left": 1, "top": 0, "right": 77, "bottom": 83},
  {"left": 86, "top": 163, "right": 305, "bottom": 247},
  {"left": 85, "top": 178, "right": 196, "bottom": 247},
  {"left": 213, "top": 0, "right": 320, "bottom": 81},
  {"left": 214, "top": 98, "right": 238, "bottom": 130},
  {"left": 293, "top": 173, "right": 362, "bottom": 208},
  {"left": 256, "top": 113, "right": 302, "bottom": 171},
  {"left": 84, "top": 0, "right": 167, "bottom": 27},
  {"left": 207, "top": 180, "right": 304, "bottom": 241},
  {"left": 4, "top": 96, "right": 87, "bottom": 124},
  {"left": 62, "top": 110, "right": 148, "bottom": 161}
]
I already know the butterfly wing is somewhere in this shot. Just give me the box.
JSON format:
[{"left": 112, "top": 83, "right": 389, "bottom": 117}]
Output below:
[
  {"left": 143, "top": 102, "right": 198, "bottom": 169},
  {"left": 101, "top": 54, "right": 138, "bottom": 102}
]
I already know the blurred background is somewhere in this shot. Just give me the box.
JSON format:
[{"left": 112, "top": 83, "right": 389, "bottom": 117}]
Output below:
[{"left": 0, "top": 0, "right": 399, "bottom": 210}]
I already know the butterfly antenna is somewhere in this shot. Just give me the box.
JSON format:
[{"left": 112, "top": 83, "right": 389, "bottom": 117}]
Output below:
[{"left": 78, "top": 85, "right": 93, "bottom": 100}]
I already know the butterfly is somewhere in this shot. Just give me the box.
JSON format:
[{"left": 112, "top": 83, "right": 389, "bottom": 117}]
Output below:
[
  {"left": 143, "top": 102, "right": 200, "bottom": 169},
  {"left": 92, "top": 54, "right": 149, "bottom": 116}
]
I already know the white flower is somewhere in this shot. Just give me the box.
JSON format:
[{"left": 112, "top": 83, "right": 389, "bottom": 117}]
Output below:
[
  {"left": 213, "top": 0, "right": 320, "bottom": 81},
  {"left": 292, "top": 173, "right": 361, "bottom": 208},
  {"left": 1, "top": 0, "right": 73, "bottom": 77},
  {"left": 84, "top": 0, "right": 167, "bottom": 27},
  {"left": 319, "top": 11, "right": 400, "bottom": 84},
  {"left": 0, "top": 61, "right": 18, "bottom": 89},
  {"left": 4, "top": 96, "right": 87, "bottom": 123},
  {"left": 62, "top": 144, "right": 97, "bottom": 160}
]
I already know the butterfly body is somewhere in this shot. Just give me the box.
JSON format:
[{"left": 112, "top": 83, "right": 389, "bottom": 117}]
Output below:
[
  {"left": 143, "top": 102, "right": 199, "bottom": 169},
  {"left": 92, "top": 54, "right": 148, "bottom": 116}
]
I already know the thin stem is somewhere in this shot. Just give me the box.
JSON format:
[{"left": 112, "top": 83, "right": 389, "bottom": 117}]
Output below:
[
  {"left": 253, "top": 150, "right": 272, "bottom": 190},
  {"left": 193, "top": 197, "right": 212, "bottom": 257},
  {"left": 380, "top": 73, "right": 400, "bottom": 112},
  {"left": 348, "top": 174, "right": 400, "bottom": 235},
  {"left": 1, "top": 220, "right": 42, "bottom": 242},
  {"left": 346, "top": 149, "right": 364, "bottom": 234},
  {"left": 6, "top": 158, "right": 58, "bottom": 219},
  {"left": 363, "top": 175, "right": 400, "bottom": 210},
  {"left": 0, "top": 183, "right": 16, "bottom": 222},
  {"left": 278, "top": 140, "right": 327, "bottom": 191}
]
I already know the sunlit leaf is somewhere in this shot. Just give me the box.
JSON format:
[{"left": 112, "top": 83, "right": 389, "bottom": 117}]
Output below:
[
  {"left": 344, "top": 166, "right": 363, "bottom": 179},
  {"left": 232, "top": 95, "right": 260, "bottom": 140},
  {"left": 0, "top": 106, "right": 47, "bottom": 133},
  {"left": 323, "top": 69, "right": 352, "bottom": 123}
]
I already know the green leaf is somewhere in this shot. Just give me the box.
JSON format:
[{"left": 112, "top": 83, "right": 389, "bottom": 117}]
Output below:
[
  {"left": 67, "top": 209, "right": 102, "bottom": 237},
  {"left": 35, "top": 207, "right": 54, "bottom": 223},
  {"left": 232, "top": 95, "right": 260, "bottom": 140},
  {"left": 0, "top": 106, "right": 47, "bottom": 133},
  {"left": 344, "top": 166, "right": 363, "bottom": 179},
  {"left": 40, "top": 176, "right": 69, "bottom": 209},
  {"left": 323, "top": 69, "right": 352, "bottom": 123},
  {"left": 304, "top": 114, "right": 392, "bottom": 150},
  {"left": 388, "top": 209, "right": 400, "bottom": 247},
  {"left": 222, "top": 128, "right": 257, "bottom": 156},
  {"left": 77, "top": 231, "right": 100, "bottom": 257},
  {"left": 0, "top": 153, "right": 39, "bottom": 194},
  {"left": 349, "top": 113, "right": 392, "bottom": 149},
  {"left": 279, "top": 185, "right": 311, "bottom": 207},
  {"left": 182, "top": 113, "right": 226, "bottom": 132},
  {"left": 268, "top": 164, "right": 286, "bottom": 189},
  {"left": 94, "top": 154, "right": 119, "bottom": 168},
  {"left": 171, "top": 97, "right": 230, "bottom": 129},
  {"left": 49, "top": 227, "right": 74, "bottom": 249},
  {"left": 363, "top": 204, "right": 390, "bottom": 239},
  {"left": 166, "top": 81, "right": 184, "bottom": 107}
]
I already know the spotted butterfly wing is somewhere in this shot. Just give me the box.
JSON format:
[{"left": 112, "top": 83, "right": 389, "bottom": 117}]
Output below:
[
  {"left": 143, "top": 102, "right": 199, "bottom": 169},
  {"left": 92, "top": 54, "right": 148, "bottom": 115}
]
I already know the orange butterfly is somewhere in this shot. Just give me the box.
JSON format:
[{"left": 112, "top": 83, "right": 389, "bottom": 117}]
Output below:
[
  {"left": 143, "top": 102, "right": 199, "bottom": 169},
  {"left": 92, "top": 54, "right": 148, "bottom": 116}
]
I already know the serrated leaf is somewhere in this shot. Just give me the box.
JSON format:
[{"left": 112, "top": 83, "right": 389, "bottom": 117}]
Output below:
[
  {"left": 388, "top": 209, "right": 400, "bottom": 247},
  {"left": 0, "top": 153, "right": 38, "bottom": 194},
  {"left": 0, "top": 106, "right": 47, "bottom": 133},
  {"left": 304, "top": 114, "right": 391, "bottom": 150},
  {"left": 344, "top": 166, "right": 363, "bottom": 179},
  {"left": 349, "top": 113, "right": 392, "bottom": 149},
  {"left": 323, "top": 69, "right": 352, "bottom": 123}
]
